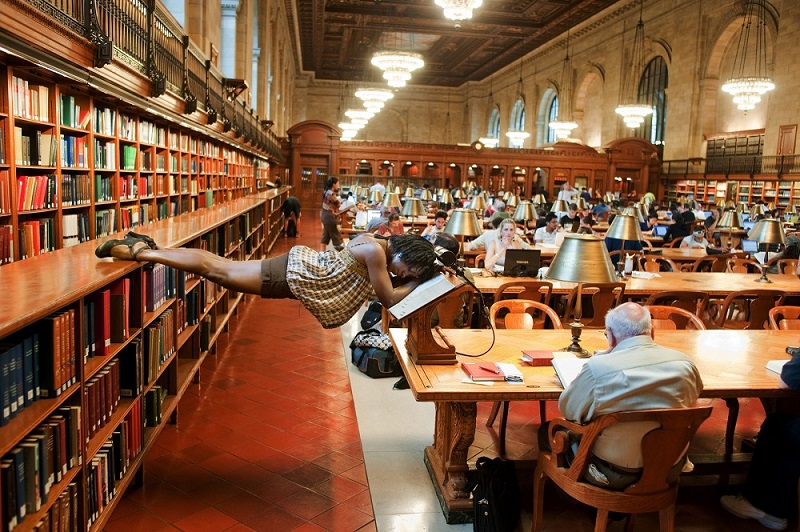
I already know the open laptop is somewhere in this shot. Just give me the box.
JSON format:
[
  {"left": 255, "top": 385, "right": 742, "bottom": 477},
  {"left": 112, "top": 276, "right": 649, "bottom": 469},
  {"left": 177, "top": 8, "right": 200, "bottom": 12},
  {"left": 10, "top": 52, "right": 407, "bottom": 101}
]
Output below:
[
  {"left": 743, "top": 220, "right": 757, "bottom": 232},
  {"left": 503, "top": 249, "right": 542, "bottom": 277},
  {"left": 653, "top": 225, "right": 669, "bottom": 237},
  {"left": 741, "top": 239, "right": 759, "bottom": 253},
  {"left": 367, "top": 209, "right": 382, "bottom": 222}
]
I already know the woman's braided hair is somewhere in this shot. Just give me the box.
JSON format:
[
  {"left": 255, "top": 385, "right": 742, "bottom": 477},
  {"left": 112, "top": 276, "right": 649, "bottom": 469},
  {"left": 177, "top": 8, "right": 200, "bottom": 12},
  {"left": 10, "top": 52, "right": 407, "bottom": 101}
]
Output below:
[{"left": 388, "top": 234, "right": 436, "bottom": 281}]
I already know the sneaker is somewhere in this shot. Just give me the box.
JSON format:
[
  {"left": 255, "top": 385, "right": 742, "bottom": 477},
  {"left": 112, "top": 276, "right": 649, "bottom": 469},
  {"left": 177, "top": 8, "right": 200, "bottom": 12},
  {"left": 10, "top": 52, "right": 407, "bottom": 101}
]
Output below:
[{"left": 720, "top": 495, "right": 787, "bottom": 530}]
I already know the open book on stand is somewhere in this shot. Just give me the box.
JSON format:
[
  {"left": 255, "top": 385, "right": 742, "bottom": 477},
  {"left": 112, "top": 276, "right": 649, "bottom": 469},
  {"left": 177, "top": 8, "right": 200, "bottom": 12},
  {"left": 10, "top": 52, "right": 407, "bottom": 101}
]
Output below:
[
  {"left": 552, "top": 357, "right": 589, "bottom": 388},
  {"left": 388, "top": 273, "right": 460, "bottom": 320}
]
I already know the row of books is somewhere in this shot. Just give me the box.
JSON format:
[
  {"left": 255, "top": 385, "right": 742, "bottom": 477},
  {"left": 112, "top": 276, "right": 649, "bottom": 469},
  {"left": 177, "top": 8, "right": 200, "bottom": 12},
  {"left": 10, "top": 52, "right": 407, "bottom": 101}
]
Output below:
[
  {"left": 16, "top": 174, "right": 56, "bottom": 212},
  {"left": 61, "top": 213, "right": 90, "bottom": 248},
  {"left": 143, "top": 386, "right": 168, "bottom": 428},
  {"left": 94, "top": 209, "right": 117, "bottom": 238},
  {"left": 143, "top": 264, "right": 177, "bottom": 313},
  {"left": 19, "top": 219, "right": 56, "bottom": 259},
  {"left": 93, "top": 107, "right": 116, "bottom": 137},
  {"left": 120, "top": 145, "right": 137, "bottom": 171},
  {"left": 10, "top": 77, "right": 50, "bottom": 122},
  {"left": 86, "top": 409, "right": 141, "bottom": 527},
  {"left": 0, "top": 172, "right": 9, "bottom": 214},
  {"left": 60, "top": 134, "right": 89, "bottom": 168},
  {"left": 85, "top": 359, "right": 121, "bottom": 442},
  {"left": 20, "top": 481, "right": 78, "bottom": 532},
  {"left": 1, "top": 406, "right": 81, "bottom": 531},
  {"left": 13, "top": 129, "right": 57, "bottom": 167},
  {"left": 119, "top": 175, "right": 138, "bottom": 200},
  {"left": 95, "top": 174, "right": 113, "bottom": 202},
  {"left": 60, "top": 174, "right": 91, "bottom": 207},
  {"left": 94, "top": 139, "right": 116, "bottom": 169},
  {"left": 144, "top": 311, "right": 176, "bottom": 384},
  {"left": 119, "top": 115, "right": 137, "bottom": 142},
  {"left": 120, "top": 205, "right": 150, "bottom": 231},
  {"left": 58, "top": 94, "right": 90, "bottom": 130},
  {"left": 0, "top": 226, "right": 13, "bottom": 265}
]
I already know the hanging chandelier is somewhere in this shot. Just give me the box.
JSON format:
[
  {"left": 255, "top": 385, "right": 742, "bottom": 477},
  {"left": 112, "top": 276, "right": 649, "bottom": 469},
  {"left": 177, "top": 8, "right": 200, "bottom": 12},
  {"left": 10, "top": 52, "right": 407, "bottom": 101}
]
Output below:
[
  {"left": 354, "top": 88, "right": 394, "bottom": 112},
  {"left": 505, "top": 131, "right": 530, "bottom": 148},
  {"left": 371, "top": 51, "right": 425, "bottom": 88},
  {"left": 435, "top": 0, "right": 482, "bottom": 28},
  {"left": 721, "top": 0, "right": 774, "bottom": 111},
  {"left": 345, "top": 109, "right": 374, "bottom": 125},
  {"left": 549, "top": 31, "right": 579, "bottom": 139},
  {"left": 615, "top": 0, "right": 653, "bottom": 128}
]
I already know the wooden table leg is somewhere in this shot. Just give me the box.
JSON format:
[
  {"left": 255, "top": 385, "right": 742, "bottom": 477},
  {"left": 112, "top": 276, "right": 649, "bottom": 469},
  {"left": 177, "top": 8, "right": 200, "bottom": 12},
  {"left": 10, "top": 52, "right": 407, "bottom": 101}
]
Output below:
[{"left": 424, "top": 401, "right": 477, "bottom": 523}]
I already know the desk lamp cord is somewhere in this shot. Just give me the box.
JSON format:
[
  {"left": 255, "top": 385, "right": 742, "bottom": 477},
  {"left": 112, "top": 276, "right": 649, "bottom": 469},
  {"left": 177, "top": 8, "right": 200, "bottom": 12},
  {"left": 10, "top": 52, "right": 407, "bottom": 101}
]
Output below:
[{"left": 446, "top": 265, "right": 496, "bottom": 358}]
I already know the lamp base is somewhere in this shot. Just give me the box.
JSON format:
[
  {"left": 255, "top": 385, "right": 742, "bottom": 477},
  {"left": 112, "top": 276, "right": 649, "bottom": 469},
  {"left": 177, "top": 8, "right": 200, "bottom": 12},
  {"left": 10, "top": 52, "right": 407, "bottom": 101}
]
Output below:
[
  {"left": 560, "top": 321, "right": 591, "bottom": 358},
  {"left": 755, "top": 275, "right": 773, "bottom": 283}
]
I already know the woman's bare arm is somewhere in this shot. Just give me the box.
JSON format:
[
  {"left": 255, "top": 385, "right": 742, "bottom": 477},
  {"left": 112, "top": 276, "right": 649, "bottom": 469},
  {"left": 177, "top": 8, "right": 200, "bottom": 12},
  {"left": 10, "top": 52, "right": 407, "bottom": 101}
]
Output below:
[{"left": 484, "top": 238, "right": 503, "bottom": 270}]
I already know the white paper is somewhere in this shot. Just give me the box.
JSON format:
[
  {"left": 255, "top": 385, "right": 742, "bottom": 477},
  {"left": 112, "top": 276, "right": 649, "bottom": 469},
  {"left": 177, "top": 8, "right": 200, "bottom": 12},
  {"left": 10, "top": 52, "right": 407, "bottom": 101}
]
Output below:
[
  {"left": 766, "top": 359, "right": 788, "bottom": 374},
  {"left": 496, "top": 362, "right": 524, "bottom": 383},
  {"left": 630, "top": 271, "right": 660, "bottom": 279},
  {"left": 552, "top": 357, "right": 589, "bottom": 388}
]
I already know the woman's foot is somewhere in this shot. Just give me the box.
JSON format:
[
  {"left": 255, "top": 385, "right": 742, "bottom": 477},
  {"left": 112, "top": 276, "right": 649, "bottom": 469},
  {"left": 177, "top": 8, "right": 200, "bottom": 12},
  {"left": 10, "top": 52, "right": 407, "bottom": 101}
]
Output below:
[
  {"left": 126, "top": 231, "right": 158, "bottom": 249},
  {"left": 95, "top": 235, "right": 151, "bottom": 261}
]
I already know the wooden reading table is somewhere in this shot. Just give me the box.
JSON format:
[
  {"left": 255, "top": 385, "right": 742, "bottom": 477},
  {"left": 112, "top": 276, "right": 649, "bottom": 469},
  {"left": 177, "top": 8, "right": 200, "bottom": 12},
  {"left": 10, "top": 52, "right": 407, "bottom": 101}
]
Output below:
[{"left": 388, "top": 328, "right": 799, "bottom": 522}]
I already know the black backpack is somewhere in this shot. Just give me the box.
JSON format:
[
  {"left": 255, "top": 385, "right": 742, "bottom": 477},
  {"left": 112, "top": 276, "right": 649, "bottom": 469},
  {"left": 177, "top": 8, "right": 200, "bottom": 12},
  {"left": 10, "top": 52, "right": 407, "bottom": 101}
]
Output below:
[{"left": 472, "top": 457, "right": 520, "bottom": 532}]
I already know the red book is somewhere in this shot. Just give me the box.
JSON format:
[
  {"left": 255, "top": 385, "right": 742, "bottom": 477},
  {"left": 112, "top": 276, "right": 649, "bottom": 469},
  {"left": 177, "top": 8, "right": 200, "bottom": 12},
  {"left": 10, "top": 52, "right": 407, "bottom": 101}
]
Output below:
[
  {"left": 461, "top": 362, "right": 505, "bottom": 381},
  {"left": 521, "top": 350, "right": 555, "bottom": 367}
]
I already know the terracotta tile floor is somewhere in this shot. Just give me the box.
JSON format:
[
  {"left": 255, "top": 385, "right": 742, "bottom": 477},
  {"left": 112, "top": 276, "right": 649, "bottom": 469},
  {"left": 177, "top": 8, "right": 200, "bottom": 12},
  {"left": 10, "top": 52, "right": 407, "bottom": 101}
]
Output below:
[{"left": 105, "top": 209, "right": 772, "bottom": 531}]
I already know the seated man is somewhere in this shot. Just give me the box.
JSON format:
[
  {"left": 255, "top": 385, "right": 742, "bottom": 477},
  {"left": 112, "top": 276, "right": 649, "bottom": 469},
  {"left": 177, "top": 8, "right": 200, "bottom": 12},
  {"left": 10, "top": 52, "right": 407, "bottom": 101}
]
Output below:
[
  {"left": 534, "top": 213, "right": 560, "bottom": 244},
  {"left": 421, "top": 210, "right": 447, "bottom": 242},
  {"left": 540, "top": 303, "right": 703, "bottom": 490},
  {"left": 560, "top": 203, "right": 581, "bottom": 232}
]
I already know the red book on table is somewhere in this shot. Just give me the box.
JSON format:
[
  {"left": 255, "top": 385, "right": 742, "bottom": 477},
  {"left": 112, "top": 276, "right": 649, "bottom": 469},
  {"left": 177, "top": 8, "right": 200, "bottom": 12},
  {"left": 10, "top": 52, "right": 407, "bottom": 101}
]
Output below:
[
  {"left": 461, "top": 362, "right": 505, "bottom": 381},
  {"left": 521, "top": 350, "right": 555, "bottom": 367}
]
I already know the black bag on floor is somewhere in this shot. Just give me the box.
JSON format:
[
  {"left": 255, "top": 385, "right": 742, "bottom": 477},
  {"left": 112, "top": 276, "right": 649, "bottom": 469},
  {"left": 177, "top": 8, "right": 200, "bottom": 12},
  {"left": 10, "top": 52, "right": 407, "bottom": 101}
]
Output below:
[
  {"left": 349, "top": 330, "right": 403, "bottom": 378},
  {"left": 286, "top": 218, "right": 297, "bottom": 237},
  {"left": 472, "top": 456, "right": 521, "bottom": 532}
]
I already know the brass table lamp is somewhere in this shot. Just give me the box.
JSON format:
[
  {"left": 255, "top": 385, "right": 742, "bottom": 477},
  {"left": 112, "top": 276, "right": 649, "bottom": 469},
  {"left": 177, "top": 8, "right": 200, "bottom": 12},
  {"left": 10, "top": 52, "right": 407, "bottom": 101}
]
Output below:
[
  {"left": 717, "top": 211, "right": 743, "bottom": 248},
  {"left": 622, "top": 205, "right": 645, "bottom": 224},
  {"left": 420, "top": 189, "right": 433, "bottom": 202},
  {"left": 532, "top": 194, "right": 547, "bottom": 206},
  {"left": 404, "top": 187, "right": 415, "bottom": 199},
  {"left": 750, "top": 204, "right": 767, "bottom": 219},
  {"left": 550, "top": 199, "right": 570, "bottom": 213},
  {"left": 576, "top": 198, "right": 588, "bottom": 211},
  {"left": 382, "top": 192, "right": 402, "bottom": 210},
  {"left": 513, "top": 201, "right": 536, "bottom": 224},
  {"left": 368, "top": 189, "right": 384, "bottom": 206},
  {"left": 469, "top": 195, "right": 487, "bottom": 213},
  {"left": 401, "top": 198, "right": 424, "bottom": 230},
  {"left": 438, "top": 190, "right": 454, "bottom": 206},
  {"left": 749, "top": 219, "right": 786, "bottom": 283},
  {"left": 506, "top": 195, "right": 520, "bottom": 208},
  {"left": 547, "top": 234, "right": 618, "bottom": 357},
  {"left": 444, "top": 208, "right": 482, "bottom": 261}
]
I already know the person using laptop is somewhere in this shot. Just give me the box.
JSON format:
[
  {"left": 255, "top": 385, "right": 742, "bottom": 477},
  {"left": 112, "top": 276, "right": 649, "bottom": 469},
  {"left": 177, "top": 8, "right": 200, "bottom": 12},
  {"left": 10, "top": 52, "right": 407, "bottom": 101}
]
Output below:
[
  {"left": 560, "top": 203, "right": 581, "bottom": 232},
  {"left": 421, "top": 210, "right": 447, "bottom": 242},
  {"left": 533, "top": 213, "right": 560, "bottom": 245},
  {"left": 484, "top": 218, "right": 531, "bottom": 272}
]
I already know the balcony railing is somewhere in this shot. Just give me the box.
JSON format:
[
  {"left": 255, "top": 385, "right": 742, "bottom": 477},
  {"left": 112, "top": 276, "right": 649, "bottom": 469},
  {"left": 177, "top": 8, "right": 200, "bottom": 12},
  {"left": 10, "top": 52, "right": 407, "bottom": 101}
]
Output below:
[
  {"left": 14, "top": 0, "right": 282, "bottom": 161},
  {"left": 662, "top": 155, "right": 800, "bottom": 178}
]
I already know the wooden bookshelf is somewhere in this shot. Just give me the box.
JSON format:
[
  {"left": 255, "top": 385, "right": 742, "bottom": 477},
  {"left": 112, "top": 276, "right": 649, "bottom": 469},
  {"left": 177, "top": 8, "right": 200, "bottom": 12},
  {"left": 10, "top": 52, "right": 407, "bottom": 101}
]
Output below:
[
  {"left": 0, "top": 60, "right": 264, "bottom": 265},
  {"left": 0, "top": 190, "right": 286, "bottom": 531}
]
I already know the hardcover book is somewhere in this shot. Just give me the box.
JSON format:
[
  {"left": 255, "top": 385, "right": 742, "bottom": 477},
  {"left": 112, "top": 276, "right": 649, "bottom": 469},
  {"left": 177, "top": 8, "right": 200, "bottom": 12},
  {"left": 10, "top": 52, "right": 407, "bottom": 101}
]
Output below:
[{"left": 461, "top": 362, "right": 505, "bottom": 382}]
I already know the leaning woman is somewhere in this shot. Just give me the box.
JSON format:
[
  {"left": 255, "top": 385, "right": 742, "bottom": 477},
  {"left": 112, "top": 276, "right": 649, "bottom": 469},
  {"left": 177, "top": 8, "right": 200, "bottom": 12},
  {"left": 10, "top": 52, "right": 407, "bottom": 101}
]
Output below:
[{"left": 96, "top": 232, "right": 436, "bottom": 329}]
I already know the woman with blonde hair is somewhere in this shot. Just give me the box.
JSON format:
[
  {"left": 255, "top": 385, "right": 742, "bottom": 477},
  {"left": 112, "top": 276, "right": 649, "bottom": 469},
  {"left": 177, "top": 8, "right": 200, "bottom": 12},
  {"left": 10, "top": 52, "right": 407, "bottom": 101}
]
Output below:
[{"left": 484, "top": 218, "right": 531, "bottom": 272}]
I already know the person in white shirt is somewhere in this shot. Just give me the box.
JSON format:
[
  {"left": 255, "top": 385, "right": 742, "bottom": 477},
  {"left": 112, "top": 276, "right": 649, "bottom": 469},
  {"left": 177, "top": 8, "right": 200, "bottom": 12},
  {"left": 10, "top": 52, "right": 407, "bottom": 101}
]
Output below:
[
  {"left": 681, "top": 227, "right": 709, "bottom": 249},
  {"left": 557, "top": 183, "right": 578, "bottom": 203},
  {"left": 484, "top": 219, "right": 531, "bottom": 271},
  {"left": 533, "top": 213, "right": 560, "bottom": 245},
  {"left": 421, "top": 210, "right": 447, "bottom": 242},
  {"left": 369, "top": 180, "right": 386, "bottom": 195}
]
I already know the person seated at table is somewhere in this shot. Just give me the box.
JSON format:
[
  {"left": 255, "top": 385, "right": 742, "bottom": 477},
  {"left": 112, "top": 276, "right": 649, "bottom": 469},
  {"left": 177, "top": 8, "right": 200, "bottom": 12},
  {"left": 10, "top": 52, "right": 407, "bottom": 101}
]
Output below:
[
  {"left": 484, "top": 219, "right": 531, "bottom": 272},
  {"left": 560, "top": 203, "right": 581, "bottom": 232},
  {"left": 680, "top": 225, "right": 710, "bottom": 250},
  {"left": 353, "top": 203, "right": 369, "bottom": 229},
  {"left": 539, "top": 302, "right": 703, "bottom": 490},
  {"left": 421, "top": 210, "right": 447, "bottom": 242},
  {"left": 465, "top": 216, "right": 505, "bottom": 251},
  {"left": 534, "top": 213, "right": 560, "bottom": 245},
  {"left": 720, "top": 346, "right": 800, "bottom": 531},
  {"left": 365, "top": 206, "right": 392, "bottom": 232},
  {"left": 664, "top": 211, "right": 693, "bottom": 244},
  {"left": 592, "top": 199, "right": 610, "bottom": 221},
  {"left": 576, "top": 216, "right": 598, "bottom": 236},
  {"left": 373, "top": 213, "right": 405, "bottom": 237},
  {"left": 644, "top": 213, "right": 659, "bottom": 233}
]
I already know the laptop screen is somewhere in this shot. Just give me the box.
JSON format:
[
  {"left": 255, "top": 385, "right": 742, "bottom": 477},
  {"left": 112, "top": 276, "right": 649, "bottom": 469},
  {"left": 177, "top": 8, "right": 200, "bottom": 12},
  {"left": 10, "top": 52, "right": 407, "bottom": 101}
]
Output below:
[
  {"left": 740, "top": 213, "right": 751, "bottom": 222},
  {"left": 653, "top": 225, "right": 669, "bottom": 237},
  {"left": 741, "top": 239, "right": 759, "bottom": 253},
  {"left": 367, "top": 209, "right": 382, "bottom": 221},
  {"left": 743, "top": 220, "right": 757, "bottom": 232},
  {"left": 503, "top": 249, "right": 542, "bottom": 277}
]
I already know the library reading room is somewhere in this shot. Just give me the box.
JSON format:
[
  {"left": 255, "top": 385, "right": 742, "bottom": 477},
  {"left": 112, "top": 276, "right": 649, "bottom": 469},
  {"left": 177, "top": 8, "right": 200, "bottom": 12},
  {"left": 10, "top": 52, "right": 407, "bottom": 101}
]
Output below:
[{"left": 2, "top": 0, "right": 800, "bottom": 531}]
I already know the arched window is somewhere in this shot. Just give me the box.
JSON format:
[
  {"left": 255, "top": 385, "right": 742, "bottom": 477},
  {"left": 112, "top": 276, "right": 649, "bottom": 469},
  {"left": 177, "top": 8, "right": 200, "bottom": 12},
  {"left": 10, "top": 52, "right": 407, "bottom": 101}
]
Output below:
[
  {"left": 487, "top": 107, "right": 500, "bottom": 143},
  {"left": 546, "top": 97, "right": 559, "bottom": 143},
  {"left": 510, "top": 99, "right": 525, "bottom": 131},
  {"left": 636, "top": 57, "right": 668, "bottom": 145}
]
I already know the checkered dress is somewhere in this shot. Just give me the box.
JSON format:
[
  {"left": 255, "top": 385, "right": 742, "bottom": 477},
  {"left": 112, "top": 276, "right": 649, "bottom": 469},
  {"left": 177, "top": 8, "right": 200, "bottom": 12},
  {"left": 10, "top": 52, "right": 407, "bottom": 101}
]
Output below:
[{"left": 286, "top": 246, "right": 372, "bottom": 329}]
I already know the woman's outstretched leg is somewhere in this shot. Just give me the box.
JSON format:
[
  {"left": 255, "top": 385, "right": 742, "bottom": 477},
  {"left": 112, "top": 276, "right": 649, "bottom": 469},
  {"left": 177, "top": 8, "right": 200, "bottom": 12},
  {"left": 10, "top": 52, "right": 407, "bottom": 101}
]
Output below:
[{"left": 103, "top": 240, "right": 265, "bottom": 295}]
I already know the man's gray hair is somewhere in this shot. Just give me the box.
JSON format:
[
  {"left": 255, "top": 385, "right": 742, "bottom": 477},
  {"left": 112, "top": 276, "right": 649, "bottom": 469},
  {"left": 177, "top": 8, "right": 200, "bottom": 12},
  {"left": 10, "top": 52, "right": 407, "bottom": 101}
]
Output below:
[{"left": 605, "top": 302, "right": 651, "bottom": 340}]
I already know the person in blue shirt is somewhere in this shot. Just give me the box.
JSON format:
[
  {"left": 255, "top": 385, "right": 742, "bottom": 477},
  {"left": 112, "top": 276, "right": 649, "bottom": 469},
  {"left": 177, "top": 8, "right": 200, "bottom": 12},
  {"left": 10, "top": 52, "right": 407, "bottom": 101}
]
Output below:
[
  {"left": 592, "top": 200, "right": 610, "bottom": 221},
  {"left": 604, "top": 214, "right": 643, "bottom": 266},
  {"left": 721, "top": 349, "right": 800, "bottom": 531}
]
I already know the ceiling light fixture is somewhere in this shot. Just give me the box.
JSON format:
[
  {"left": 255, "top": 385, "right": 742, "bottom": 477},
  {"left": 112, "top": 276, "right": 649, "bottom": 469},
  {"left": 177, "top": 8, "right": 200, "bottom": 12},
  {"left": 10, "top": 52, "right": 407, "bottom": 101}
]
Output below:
[
  {"left": 355, "top": 88, "right": 394, "bottom": 112},
  {"left": 721, "top": 0, "right": 774, "bottom": 111},
  {"left": 371, "top": 51, "right": 425, "bottom": 88},
  {"left": 549, "top": 29, "right": 579, "bottom": 139},
  {"left": 435, "top": 0, "right": 483, "bottom": 28},
  {"left": 615, "top": 0, "right": 653, "bottom": 128}
]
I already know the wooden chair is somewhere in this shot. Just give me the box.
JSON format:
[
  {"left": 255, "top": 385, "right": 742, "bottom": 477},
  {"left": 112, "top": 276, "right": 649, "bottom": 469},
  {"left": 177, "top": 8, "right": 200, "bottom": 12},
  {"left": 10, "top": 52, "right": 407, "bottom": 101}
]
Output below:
[
  {"left": 486, "top": 300, "right": 562, "bottom": 455},
  {"left": 646, "top": 305, "right": 706, "bottom": 330},
  {"left": 714, "top": 289, "right": 786, "bottom": 330},
  {"left": 492, "top": 280, "right": 553, "bottom": 305},
  {"left": 765, "top": 256, "right": 799, "bottom": 274},
  {"left": 474, "top": 253, "right": 486, "bottom": 269},
  {"left": 433, "top": 284, "right": 477, "bottom": 329},
  {"left": 768, "top": 306, "right": 800, "bottom": 330},
  {"left": 532, "top": 406, "right": 713, "bottom": 532},
  {"left": 638, "top": 255, "right": 678, "bottom": 273},
  {"left": 726, "top": 257, "right": 763, "bottom": 274},
  {"left": 563, "top": 282, "right": 626, "bottom": 328},
  {"left": 690, "top": 253, "right": 735, "bottom": 272},
  {"left": 664, "top": 237, "right": 684, "bottom": 248},
  {"left": 639, "top": 239, "right": 653, "bottom": 250},
  {"left": 643, "top": 290, "right": 710, "bottom": 322}
]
